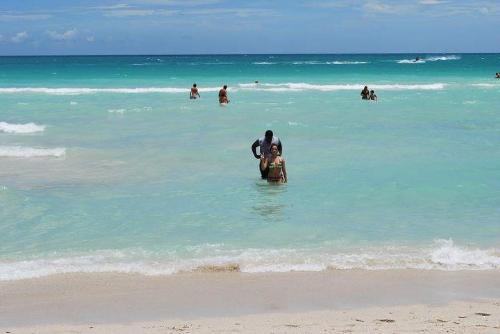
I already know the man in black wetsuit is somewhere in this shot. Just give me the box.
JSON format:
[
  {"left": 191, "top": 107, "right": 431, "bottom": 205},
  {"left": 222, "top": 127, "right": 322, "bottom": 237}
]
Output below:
[{"left": 251, "top": 130, "right": 283, "bottom": 179}]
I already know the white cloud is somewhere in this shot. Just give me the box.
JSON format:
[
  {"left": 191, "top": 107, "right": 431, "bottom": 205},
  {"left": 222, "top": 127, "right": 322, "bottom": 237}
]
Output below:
[
  {"left": 419, "top": 0, "right": 447, "bottom": 4},
  {"left": 11, "top": 32, "right": 28, "bottom": 43},
  {"left": 363, "top": 1, "right": 401, "bottom": 14},
  {"left": 131, "top": 0, "right": 222, "bottom": 5},
  {"left": 103, "top": 7, "right": 179, "bottom": 16},
  {"left": 0, "top": 13, "right": 51, "bottom": 21},
  {"left": 186, "top": 8, "right": 275, "bottom": 17},
  {"left": 46, "top": 29, "right": 78, "bottom": 41}
]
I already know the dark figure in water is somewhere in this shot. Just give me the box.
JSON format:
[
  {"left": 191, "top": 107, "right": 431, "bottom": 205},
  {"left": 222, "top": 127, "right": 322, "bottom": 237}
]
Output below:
[
  {"left": 219, "top": 85, "right": 229, "bottom": 104},
  {"left": 369, "top": 90, "right": 377, "bottom": 101},
  {"left": 190, "top": 83, "right": 200, "bottom": 99},
  {"left": 496, "top": 72, "right": 500, "bottom": 79},
  {"left": 361, "top": 86, "right": 370, "bottom": 100},
  {"left": 251, "top": 130, "right": 282, "bottom": 179}
]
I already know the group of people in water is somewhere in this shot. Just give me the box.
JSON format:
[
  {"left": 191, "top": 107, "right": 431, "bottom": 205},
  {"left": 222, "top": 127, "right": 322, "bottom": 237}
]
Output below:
[
  {"left": 251, "top": 130, "right": 287, "bottom": 184},
  {"left": 360, "top": 86, "right": 377, "bottom": 101},
  {"left": 190, "top": 84, "right": 286, "bottom": 183},
  {"left": 190, "top": 83, "right": 230, "bottom": 104}
]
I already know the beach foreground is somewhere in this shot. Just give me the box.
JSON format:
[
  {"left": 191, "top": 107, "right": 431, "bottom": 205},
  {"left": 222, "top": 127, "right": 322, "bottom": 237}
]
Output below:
[{"left": 1, "top": 270, "right": 499, "bottom": 333}]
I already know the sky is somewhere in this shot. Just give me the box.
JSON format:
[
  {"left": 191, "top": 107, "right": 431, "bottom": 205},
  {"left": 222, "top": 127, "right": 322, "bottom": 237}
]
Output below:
[{"left": 0, "top": 0, "right": 499, "bottom": 55}]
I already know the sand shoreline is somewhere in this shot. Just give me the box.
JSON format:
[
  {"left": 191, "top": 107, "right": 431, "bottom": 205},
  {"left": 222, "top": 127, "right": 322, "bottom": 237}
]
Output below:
[
  {"left": 1, "top": 270, "right": 500, "bottom": 332},
  {"left": 6, "top": 301, "right": 499, "bottom": 333}
]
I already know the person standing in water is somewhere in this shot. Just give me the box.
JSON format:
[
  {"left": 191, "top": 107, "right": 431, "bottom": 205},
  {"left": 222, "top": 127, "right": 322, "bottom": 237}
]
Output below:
[
  {"left": 260, "top": 143, "right": 287, "bottom": 183},
  {"left": 251, "top": 130, "right": 282, "bottom": 179},
  {"left": 190, "top": 83, "right": 200, "bottom": 99},
  {"left": 219, "top": 85, "right": 229, "bottom": 104},
  {"left": 369, "top": 90, "right": 377, "bottom": 101},
  {"left": 361, "top": 86, "right": 370, "bottom": 100}
]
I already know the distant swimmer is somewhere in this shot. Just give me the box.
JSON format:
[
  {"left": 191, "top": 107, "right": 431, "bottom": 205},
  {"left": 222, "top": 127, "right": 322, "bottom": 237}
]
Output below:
[
  {"left": 369, "top": 90, "right": 378, "bottom": 101},
  {"left": 496, "top": 72, "right": 500, "bottom": 79},
  {"left": 361, "top": 86, "right": 370, "bottom": 100},
  {"left": 415, "top": 56, "right": 421, "bottom": 62},
  {"left": 254, "top": 80, "right": 259, "bottom": 84},
  {"left": 251, "top": 130, "right": 282, "bottom": 179},
  {"left": 260, "top": 143, "right": 287, "bottom": 183},
  {"left": 219, "top": 85, "right": 229, "bottom": 104},
  {"left": 190, "top": 83, "right": 200, "bottom": 99}
]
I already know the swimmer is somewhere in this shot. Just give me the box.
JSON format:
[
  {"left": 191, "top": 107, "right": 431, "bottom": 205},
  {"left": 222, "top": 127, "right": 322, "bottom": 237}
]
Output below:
[
  {"left": 496, "top": 72, "right": 500, "bottom": 79},
  {"left": 251, "top": 130, "right": 282, "bottom": 179},
  {"left": 219, "top": 85, "right": 229, "bottom": 104},
  {"left": 190, "top": 83, "right": 200, "bottom": 99},
  {"left": 369, "top": 90, "right": 377, "bottom": 101},
  {"left": 260, "top": 143, "right": 287, "bottom": 183},
  {"left": 361, "top": 86, "right": 370, "bottom": 100}
]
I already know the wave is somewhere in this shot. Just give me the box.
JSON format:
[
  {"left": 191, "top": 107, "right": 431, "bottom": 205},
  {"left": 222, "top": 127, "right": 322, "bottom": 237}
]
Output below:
[
  {"left": 108, "top": 109, "right": 126, "bottom": 113},
  {"left": 0, "top": 122, "right": 45, "bottom": 134},
  {"left": 291, "top": 61, "right": 368, "bottom": 65},
  {"left": 398, "top": 59, "right": 426, "bottom": 64},
  {"left": 329, "top": 61, "right": 368, "bottom": 65},
  {"left": 0, "top": 87, "right": 219, "bottom": 95},
  {"left": 0, "top": 240, "right": 498, "bottom": 281},
  {"left": 470, "top": 83, "right": 500, "bottom": 88},
  {"left": 0, "top": 83, "right": 446, "bottom": 95},
  {"left": 0, "top": 146, "right": 66, "bottom": 158},
  {"left": 426, "top": 55, "right": 461, "bottom": 61},
  {"left": 398, "top": 55, "right": 460, "bottom": 64},
  {"left": 237, "top": 82, "right": 446, "bottom": 91}
]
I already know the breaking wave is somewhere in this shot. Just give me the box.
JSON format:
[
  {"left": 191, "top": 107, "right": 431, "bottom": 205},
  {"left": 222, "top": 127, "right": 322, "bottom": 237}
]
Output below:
[
  {"left": 0, "top": 122, "right": 45, "bottom": 134},
  {"left": 0, "top": 239, "right": 498, "bottom": 281},
  {"left": 0, "top": 83, "right": 446, "bottom": 95},
  {"left": 237, "top": 82, "right": 446, "bottom": 91},
  {"left": 0, "top": 146, "right": 66, "bottom": 158}
]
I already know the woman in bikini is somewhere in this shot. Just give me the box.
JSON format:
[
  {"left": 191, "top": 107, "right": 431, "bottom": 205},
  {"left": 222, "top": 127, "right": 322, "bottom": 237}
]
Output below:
[{"left": 260, "top": 143, "right": 287, "bottom": 183}]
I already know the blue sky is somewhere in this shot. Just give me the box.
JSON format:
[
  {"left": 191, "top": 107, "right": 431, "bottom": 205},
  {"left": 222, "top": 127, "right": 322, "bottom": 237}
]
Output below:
[{"left": 0, "top": 0, "right": 499, "bottom": 55}]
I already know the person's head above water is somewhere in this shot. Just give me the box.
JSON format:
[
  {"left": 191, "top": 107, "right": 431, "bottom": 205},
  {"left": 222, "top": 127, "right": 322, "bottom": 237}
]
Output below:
[
  {"left": 270, "top": 143, "right": 279, "bottom": 155},
  {"left": 265, "top": 130, "right": 273, "bottom": 142},
  {"left": 223, "top": 85, "right": 227, "bottom": 89},
  {"left": 370, "top": 90, "right": 374, "bottom": 94},
  {"left": 193, "top": 83, "right": 197, "bottom": 87}
]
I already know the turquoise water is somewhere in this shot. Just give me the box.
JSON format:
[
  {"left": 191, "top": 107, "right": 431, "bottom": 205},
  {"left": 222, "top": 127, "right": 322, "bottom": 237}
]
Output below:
[{"left": 1, "top": 54, "right": 499, "bottom": 279}]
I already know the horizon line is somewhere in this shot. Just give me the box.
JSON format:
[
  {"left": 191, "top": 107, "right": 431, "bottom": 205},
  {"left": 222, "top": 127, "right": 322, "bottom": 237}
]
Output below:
[{"left": 1, "top": 52, "right": 499, "bottom": 57}]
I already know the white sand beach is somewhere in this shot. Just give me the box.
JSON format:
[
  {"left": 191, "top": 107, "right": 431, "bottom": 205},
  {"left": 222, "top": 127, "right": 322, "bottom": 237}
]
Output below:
[{"left": 1, "top": 270, "right": 499, "bottom": 333}]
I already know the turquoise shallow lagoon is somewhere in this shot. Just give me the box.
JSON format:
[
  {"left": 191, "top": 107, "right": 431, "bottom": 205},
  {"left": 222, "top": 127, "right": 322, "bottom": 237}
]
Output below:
[{"left": 0, "top": 54, "right": 499, "bottom": 279}]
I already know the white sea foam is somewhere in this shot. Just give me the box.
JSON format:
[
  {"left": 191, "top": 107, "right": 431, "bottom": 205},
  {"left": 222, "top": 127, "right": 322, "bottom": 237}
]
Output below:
[
  {"left": 253, "top": 62, "right": 276, "bottom": 65},
  {"left": 0, "top": 83, "right": 445, "bottom": 96},
  {"left": 0, "top": 240, "right": 498, "bottom": 281},
  {"left": 0, "top": 87, "right": 220, "bottom": 95},
  {"left": 238, "top": 82, "right": 445, "bottom": 91},
  {"left": 426, "top": 55, "right": 461, "bottom": 61},
  {"left": 398, "top": 55, "right": 460, "bottom": 64},
  {"left": 470, "top": 83, "right": 500, "bottom": 88},
  {"left": 328, "top": 61, "right": 368, "bottom": 65},
  {"left": 108, "top": 109, "right": 126, "bottom": 114},
  {"left": 0, "top": 122, "right": 45, "bottom": 134},
  {"left": 398, "top": 59, "right": 426, "bottom": 64},
  {"left": 0, "top": 146, "right": 66, "bottom": 158}
]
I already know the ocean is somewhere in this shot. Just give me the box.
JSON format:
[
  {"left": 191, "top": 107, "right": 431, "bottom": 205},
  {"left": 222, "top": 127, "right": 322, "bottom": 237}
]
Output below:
[{"left": 0, "top": 54, "right": 499, "bottom": 280}]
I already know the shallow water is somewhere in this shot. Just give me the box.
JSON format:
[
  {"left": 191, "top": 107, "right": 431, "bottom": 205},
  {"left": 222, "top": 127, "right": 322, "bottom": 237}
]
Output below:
[{"left": 1, "top": 54, "right": 499, "bottom": 280}]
